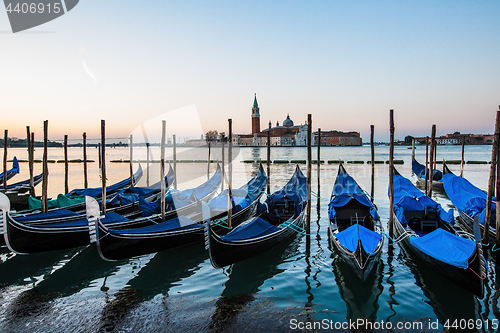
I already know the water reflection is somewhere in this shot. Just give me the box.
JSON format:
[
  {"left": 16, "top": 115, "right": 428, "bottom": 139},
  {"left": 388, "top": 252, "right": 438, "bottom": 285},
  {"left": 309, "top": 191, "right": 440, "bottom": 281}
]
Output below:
[
  {"left": 405, "top": 248, "right": 481, "bottom": 326},
  {"left": 209, "top": 235, "right": 302, "bottom": 331},
  {"left": 333, "top": 254, "right": 384, "bottom": 326},
  {"left": 99, "top": 243, "right": 207, "bottom": 331}
]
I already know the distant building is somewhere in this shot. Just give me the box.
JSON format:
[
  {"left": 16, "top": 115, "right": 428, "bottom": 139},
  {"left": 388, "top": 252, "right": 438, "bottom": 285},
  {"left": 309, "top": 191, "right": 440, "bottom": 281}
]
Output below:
[
  {"left": 317, "top": 131, "right": 362, "bottom": 146},
  {"left": 233, "top": 94, "right": 360, "bottom": 146},
  {"left": 414, "top": 133, "right": 493, "bottom": 145}
]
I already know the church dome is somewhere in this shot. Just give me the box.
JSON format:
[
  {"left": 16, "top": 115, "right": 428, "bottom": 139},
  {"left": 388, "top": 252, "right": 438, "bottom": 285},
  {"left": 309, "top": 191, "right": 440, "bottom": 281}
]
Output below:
[{"left": 283, "top": 114, "right": 294, "bottom": 127}]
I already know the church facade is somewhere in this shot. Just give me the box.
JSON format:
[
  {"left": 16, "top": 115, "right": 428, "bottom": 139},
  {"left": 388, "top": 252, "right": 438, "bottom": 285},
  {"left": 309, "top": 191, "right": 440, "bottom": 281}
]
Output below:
[{"left": 234, "top": 94, "right": 361, "bottom": 147}]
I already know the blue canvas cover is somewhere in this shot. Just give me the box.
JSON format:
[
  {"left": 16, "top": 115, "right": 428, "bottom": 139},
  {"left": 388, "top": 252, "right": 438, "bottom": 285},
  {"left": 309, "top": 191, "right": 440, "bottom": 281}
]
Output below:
[
  {"left": 16, "top": 209, "right": 78, "bottom": 222},
  {"left": 334, "top": 224, "right": 383, "bottom": 254},
  {"left": 66, "top": 165, "right": 143, "bottom": 197},
  {"left": 258, "top": 165, "right": 307, "bottom": 218},
  {"left": 412, "top": 157, "right": 442, "bottom": 181},
  {"left": 138, "top": 166, "right": 222, "bottom": 216},
  {"left": 3, "top": 173, "right": 42, "bottom": 190},
  {"left": 409, "top": 228, "right": 475, "bottom": 269},
  {"left": 34, "top": 212, "right": 129, "bottom": 228},
  {"left": 209, "top": 165, "right": 266, "bottom": 212},
  {"left": 328, "top": 165, "right": 380, "bottom": 221},
  {"left": 391, "top": 174, "right": 454, "bottom": 225},
  {"left": 443, "top": 173, "right": 496, "bottom": 226},
  {"left": 0, "top": 157, "right": 20, "bottom": 179},
  {"left": 109, "top": 215, "right": 201, "bottom": 234},
  {"left": 222, "top": 217, "right": 280, "bottom": 241}
]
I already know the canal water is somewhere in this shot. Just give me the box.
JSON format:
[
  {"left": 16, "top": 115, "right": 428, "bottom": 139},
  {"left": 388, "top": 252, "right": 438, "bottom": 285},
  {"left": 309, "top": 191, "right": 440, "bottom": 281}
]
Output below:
[{"left": 0, "top": 145, "right": 497, "bottom": 332}]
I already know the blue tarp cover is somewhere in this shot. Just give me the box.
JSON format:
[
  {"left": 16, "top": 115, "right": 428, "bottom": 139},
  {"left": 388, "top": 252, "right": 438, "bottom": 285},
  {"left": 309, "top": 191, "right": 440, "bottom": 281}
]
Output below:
[
  {"left": 66, "top": 165, "right": 143, "bottom": 197},
  {"left": 3, "top": 173, "right": 43, "bottom": 190},
  {"left": 209, "top": 165, "right": 267, "bottom": 212},
  {"left": 258, "top": 166, "right": 307, "bottom": 218},
  {"left": 34, "top": 212, "right": 129, "bottom": 228},
  {"left": 0, "top": 157, "right": 20, "bottom": 179},
  {"left": 140, "top": 167, "right": 223, "bottom": 216},
  {"left": 109, "top": 215, "right": 201, "bottom": 234},
  {"left": 16, "top": 209, "right": 78, "bottom": 222},
  {"left": 334, "top": 224, "right": 382, "bottom": 254},
  {"left": 391, "top": 174, "right": 454, "bottom": 225},
  {"left": 328, "top": 165, "right": 380, "bottom": 221},
  {"left": 412, "top": 158, "right": 442, "bottom": 181},
  {"left": 443, "top": 173, "right": 496, "bottom": 226},
  {"left": 222, "top": 217, "right": 280, "bottom": 241},
  {"left": 409, "top": 228, "right": 475, "bottom": 269}
]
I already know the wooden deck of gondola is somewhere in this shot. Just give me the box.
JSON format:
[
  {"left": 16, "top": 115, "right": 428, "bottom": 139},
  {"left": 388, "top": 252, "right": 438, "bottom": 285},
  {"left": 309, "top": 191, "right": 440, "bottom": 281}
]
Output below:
[{"left": 392, "top": 213, "right": 484, "bottom": 298}]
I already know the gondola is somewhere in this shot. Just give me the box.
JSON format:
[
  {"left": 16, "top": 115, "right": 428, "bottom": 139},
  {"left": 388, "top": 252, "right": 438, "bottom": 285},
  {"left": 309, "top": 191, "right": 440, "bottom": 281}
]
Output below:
[
  {"left": 91, "top": 164, "right": 266, "bottom": 260},
  {"left": 0, "top": 172, "right": 43, "bottom": 194},
  {"left": 412, "top": 156, "right": 443, "bottom": 188},
  {"left": 207, "top": 164, "right": 307, "bottom": 268},
  {"left": 21, "top": 164, "right": 144, "bottom": 214},
  {"left": 0, "top": 157, "right": 20, "bottom": 186},
  {"left": 442, "top": 162, "right": 496, "bottom": 241},
  {"left": 391, "top": 167, "right": 485, "bottom": 297},
  {"left": 0, "top": 166, "right": 184, "bottom": 254},
  {"left": 328, "top": 163, "right": 383, "bottom": 281}
]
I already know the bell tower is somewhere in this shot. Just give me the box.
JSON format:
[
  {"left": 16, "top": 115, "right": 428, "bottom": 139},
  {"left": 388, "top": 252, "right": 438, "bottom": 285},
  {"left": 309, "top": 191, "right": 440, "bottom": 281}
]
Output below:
[{"left": 251, "top": 93, "right": 260, "bottom": 134}]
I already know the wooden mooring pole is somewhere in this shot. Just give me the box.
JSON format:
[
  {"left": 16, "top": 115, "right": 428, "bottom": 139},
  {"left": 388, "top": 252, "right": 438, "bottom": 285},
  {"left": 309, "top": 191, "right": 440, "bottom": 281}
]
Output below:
[
  {"left": 485, "top": 109, "right": 499, "bottom": 245},
  {"left": 173, "top": 134, "right": 177, "bottom": 190},
  {"left": 267, "top": 122, "right": 271, "bottom": 195},
  {"left": 228, "top": 119, "right": 233, "bottom": 229},
  {"left": 161, "top": 120, "right": 166, "bottom": 222},
  {"left": 317, "top": 128, "right": 321, "bottom": 195},
  {"left": 101, "top": 120, "right": 106, "bottom": 214},
  {"left": 370, "top": 125, "right": 375, "bottom": 201},
  {"left": 42, "top": 120, "right": 48, "bottom": 213},
  {"left": 460, "top": 135, "right": 465, "bottom": 177},
  {"left": 26, "top": 127, "right": 35, "bottom": 196},
  {"left": 221, "top": 134, "right": 225, "bottom": 192},
  {"left": 83, "top": 132, "right": 88, "bottom": 188},
  {"left": 496, "top": 109, "right": 500, "bottom": 247},
  {"left": 428, "top": 125, "right": 436, "bottom": 198},
  {"left": 306, "top": 114, "right": 312, "bottom": 234},
  {"left": 425, "top": 136, "right": 429, "bottom": 195},
  {"left": 146, "top": 142, "right": 150, "bottom": 187},
  {"left": 129, "top": 134, "right": 133, "bottom": 186},
  {"left": 64, "top": 135, "right": 69, "bottom": 194},
  {"left": 207, "top": 142, "right": 211, "bottom": 180},
  {"left": 389, "top": 110, "right": 395, "bottom": 239},
  {"left": 3, "top": 129, "right": 7, "bottom": 189}
]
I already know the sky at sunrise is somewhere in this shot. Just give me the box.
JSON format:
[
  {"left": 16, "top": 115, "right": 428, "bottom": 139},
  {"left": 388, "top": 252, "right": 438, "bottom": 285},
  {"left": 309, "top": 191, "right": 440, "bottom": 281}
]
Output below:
[{"left": 1, "top": 0, "right": 499, "bottom": 143}]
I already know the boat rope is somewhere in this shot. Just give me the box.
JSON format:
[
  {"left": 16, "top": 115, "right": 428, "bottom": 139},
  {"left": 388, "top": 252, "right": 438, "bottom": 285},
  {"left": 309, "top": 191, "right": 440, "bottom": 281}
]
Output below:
[
  {"left": 212, "top": 218, "right": 232, "bottom": 229},
  {"left": 311, "top": 191, "right": 321, "bottom": 199},
  {"left": 468, "top": 266, "right": 487, "bottom": 280},
  {"left": 362, "top": 189, "right": 375, "bottom": 202},
  {"left": 280, "top": 220, "right": 310, "bottom": 235},
  {"left": 144, "top": 216, "right": 158, "bottom": 224},
  {"left": 492, "top": 244, "right": 500, "bottom": 252},
  {"left": 379, "top": 231, "right": 413, "bottom": 244}
]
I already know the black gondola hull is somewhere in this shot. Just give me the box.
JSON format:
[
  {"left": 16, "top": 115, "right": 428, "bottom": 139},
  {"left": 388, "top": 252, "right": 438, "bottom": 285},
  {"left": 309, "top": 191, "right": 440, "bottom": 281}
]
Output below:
[
  {"left": 208, "top": 210, "right": 306, "bottom": 268},
  {"left": 95, "top": 199, "right": 259, "bottom": 261},
  {"left": 328, "top": 223, "right": 383, "bottom": 282},
  {"left": 393, "top": 214, "right": 484, "bottom": 298}
]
